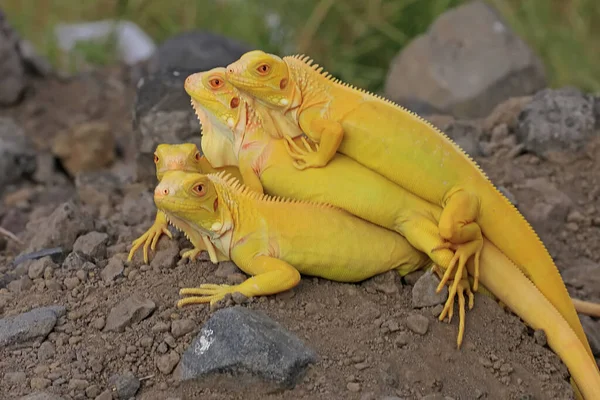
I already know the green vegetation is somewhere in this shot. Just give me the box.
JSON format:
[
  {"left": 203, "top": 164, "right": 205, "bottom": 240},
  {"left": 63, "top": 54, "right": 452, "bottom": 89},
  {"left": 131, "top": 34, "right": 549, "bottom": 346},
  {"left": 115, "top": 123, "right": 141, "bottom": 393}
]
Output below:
[{"left": 3, "top": 0, "right": 599, "bottom": 93}]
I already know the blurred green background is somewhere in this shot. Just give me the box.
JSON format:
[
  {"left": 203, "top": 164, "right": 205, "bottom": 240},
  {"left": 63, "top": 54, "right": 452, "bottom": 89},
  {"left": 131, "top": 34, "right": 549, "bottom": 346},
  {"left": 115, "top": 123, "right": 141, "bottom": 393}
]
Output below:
[{"left": 3, "top": 0, "right": 600, "bottom": 93}]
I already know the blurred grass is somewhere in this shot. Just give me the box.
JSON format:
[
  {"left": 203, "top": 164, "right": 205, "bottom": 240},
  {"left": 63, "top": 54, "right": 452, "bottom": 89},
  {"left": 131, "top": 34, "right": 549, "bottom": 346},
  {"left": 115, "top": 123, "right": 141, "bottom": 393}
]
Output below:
[{"left": 2, "top": 0, "right": 599, "bottom": 93}]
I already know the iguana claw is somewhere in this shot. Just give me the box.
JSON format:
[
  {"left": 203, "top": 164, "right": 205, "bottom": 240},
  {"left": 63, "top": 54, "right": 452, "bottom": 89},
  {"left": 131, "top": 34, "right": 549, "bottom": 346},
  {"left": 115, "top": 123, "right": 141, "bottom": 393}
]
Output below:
[
  {"left": 128, "top": 213, "right": 173, "bottom": 264},
  {"left": 433, "top": 264, "right": 475, "bottom": 349},
  {"left": 283, "top": 135, "right": 324, "bottom": 170},
  {"left": 181, "top": 248, "right": 202, "bottom": 261},
  {"left": 177, "top": 283, "right": 237, "bottom": 307}
]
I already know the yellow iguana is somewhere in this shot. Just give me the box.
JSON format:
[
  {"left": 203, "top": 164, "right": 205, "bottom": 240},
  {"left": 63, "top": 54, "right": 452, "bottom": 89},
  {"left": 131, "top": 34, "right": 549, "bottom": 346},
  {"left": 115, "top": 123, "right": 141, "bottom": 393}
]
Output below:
[
  {"left": 127, "top": 143, "right": 243, "bottom": 264},
  {"left": 185, "top": 68, "right": 479, "bottom": 346},
  {"left": 153, "top": 169, "right": 600, "bottom": 400},
  {"left": 223, "top": 50, "right": 596, "bottom": 370}
]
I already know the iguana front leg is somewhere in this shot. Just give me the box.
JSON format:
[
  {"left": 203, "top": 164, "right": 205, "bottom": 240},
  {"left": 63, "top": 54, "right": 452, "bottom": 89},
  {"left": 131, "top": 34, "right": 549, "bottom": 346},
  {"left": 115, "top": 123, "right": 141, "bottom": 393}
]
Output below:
[
  {"left": 128, "top": 211, "right": 174, "bottom": 263},
  {"left": 177, "top": 255, "right": 301, "bottom": 307},
  {"left": 285, "top": 118, "right": 342, "bottom": 170}
]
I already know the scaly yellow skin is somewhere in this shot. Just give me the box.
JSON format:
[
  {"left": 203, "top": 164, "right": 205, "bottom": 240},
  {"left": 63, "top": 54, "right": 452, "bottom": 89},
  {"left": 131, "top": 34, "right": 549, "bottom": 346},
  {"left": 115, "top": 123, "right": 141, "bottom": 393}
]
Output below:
[
  {"left": 224, "top": 51, "right": 595, "bottom": 370},
  {"left": 185, "top": 68, "right": 483, "bottom": 347},
  {"left": 127, "top": 143, "right": 242, "bottom": 264},
  {"left": 154, "top": 170, "right": 600, "bottom": 400}
]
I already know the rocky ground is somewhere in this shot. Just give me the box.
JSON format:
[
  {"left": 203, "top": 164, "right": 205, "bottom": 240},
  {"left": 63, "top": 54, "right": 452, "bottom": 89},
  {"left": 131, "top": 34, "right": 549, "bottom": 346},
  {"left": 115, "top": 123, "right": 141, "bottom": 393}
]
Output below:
[{"left": 1, "top": 3, "right": 600, "bottom": 400}]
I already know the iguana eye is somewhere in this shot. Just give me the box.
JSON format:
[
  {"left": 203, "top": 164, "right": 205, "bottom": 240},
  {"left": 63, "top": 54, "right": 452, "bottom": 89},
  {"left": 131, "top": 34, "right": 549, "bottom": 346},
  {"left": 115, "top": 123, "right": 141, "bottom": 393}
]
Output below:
[
  {"left": 193, "top": 184, "right": 206, "bottom": 196},
  {"left": 230, "top": 97, "right": 240, "bottom": 109},
  {"left": 208, "top": 78, "right": 224, "bottom": 89},
  {"left": 153, "top": 154, "right": 159, "bottom": 163},
  {"left": 256, "top": 63, "right": 270, "bottom": 75},
  {"left": 194, "top": 152, "right": 201, "bottom": 161}
]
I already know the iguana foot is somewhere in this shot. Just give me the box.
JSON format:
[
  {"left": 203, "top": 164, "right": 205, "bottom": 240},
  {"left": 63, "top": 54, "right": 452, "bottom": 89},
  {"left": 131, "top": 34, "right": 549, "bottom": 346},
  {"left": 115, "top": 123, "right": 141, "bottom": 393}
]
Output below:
[
  {"left": 178, "top": 283, "right": 238, "bottom": 307},
  {"left": 128, "top": 219, "right": 173, "bottom": 264},
  {"left": 181, "top": 247, "right": 203, "bottom": 261},
  {"left": 432, "top": 238, "right": 482, "bottom": 293},
  {"left": 283, "top": 135, "right": 325, "bottom": 170},
  {"left": 433, "top": 265, "right": 474, "bottom": 348}
]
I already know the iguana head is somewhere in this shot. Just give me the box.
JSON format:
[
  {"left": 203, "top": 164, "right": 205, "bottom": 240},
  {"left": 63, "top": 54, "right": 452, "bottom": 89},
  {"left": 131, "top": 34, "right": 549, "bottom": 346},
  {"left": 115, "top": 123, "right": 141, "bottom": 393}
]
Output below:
[
  {"left": 153, "top": 143, "right": 204, "bottom": 181},
  {"left": 225, "top": 50, "right": 294, "bottom": 110},
  {"left": 185, "top": 68, "right": 246, "bottom": 136},
  {"left": 154, "top": 170, "right": 225, "bottom": 239}
]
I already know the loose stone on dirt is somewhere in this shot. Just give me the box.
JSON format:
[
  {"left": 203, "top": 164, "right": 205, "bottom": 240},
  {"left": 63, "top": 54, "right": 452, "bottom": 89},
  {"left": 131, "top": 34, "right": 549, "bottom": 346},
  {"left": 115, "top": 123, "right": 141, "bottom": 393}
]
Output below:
[
  {"left": 107, "top": 371, "right": 141, "bottom": 399},
  {"left": 176, "top": 307, "right": 316, "bottom": 388},
  {"left": 0, "top": 305, "right": 65, "bottom": 346},
  {"left": 103, "top": 294, "right": 156, "bottom": 332},
  {"left": 412, "top": 270, "right": 448, "bottom": 308},
  {"left": 405, "top": 314, "right": 430, "bottom": 335}
]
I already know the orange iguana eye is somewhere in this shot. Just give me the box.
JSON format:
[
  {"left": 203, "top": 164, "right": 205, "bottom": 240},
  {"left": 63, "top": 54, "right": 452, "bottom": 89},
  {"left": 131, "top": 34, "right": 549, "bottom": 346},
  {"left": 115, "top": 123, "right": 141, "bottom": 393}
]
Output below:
[
  {"left": 194, "top": 152, "right": 202, "bottom": 161},
  {"left": 230, "top": 97, "right": 240, "bottom": 109},
  {"left": 208, "top": 78, "right": 224, "bottom": 89},
  {"left": 192, "top": 184, "right": 206, "bottom": 196},
  {"left": 256, "top": 63, "right": 270, "bottom": 75},
  {"left": 153, "top": 154, "right": 159, "bottom": 163}
]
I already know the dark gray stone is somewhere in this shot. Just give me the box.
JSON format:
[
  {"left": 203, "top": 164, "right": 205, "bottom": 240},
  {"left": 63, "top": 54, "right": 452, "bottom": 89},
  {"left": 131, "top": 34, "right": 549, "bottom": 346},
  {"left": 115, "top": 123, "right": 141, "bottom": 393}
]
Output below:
[
  {"left": 516, "top": 87, "right": 596, "bottom": 157},
  {"left": 443, "top": 120, "right": 483, "bottom": 157},
  {"left": 0, "top": 117, "right": 37, "bottom": 192},
  {"left": 177, "top": 306, "right": 316, "bottom": 388},
  {"left": 0, "top": 305, "right": 66, "bottom": 347},
  {"left": 108, "top": 372, "right": 140, "bottom": 399},
  {"left": 132, "top": 70, "right": 201, "bottom": 184},
  {"left": 147, "top": 30, "right": 251, "bottom": 75}
]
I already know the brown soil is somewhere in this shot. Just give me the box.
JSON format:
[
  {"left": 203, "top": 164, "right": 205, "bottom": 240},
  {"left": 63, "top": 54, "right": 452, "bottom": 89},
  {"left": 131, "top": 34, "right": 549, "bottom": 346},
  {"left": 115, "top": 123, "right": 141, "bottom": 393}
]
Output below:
[{"left": 0, "top": 66, "right": 598, "bottom": 400}]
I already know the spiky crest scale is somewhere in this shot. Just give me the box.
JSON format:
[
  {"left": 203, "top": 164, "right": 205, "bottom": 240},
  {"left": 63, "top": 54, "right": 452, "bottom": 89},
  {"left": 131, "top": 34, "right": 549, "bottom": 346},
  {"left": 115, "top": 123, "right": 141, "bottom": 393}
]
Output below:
[
  {"left": 207, "top": 170, "right": 339, "bottom": 210},
  {"left": 282, "top": 53, "right": 552, "bottom": 258}
]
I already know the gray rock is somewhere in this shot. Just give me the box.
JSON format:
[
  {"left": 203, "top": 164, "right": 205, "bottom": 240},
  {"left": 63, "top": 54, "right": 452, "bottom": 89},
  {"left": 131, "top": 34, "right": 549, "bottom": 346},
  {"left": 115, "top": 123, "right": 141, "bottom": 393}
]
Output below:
[
  {"left": 18, "top": 392, "right": 65, "bottom": 400},
  {"left": 62, "top": 251, "right": 95, "bottom": 270},
  {"left": 147, "top": 30, "right": 251, "bottom": 75},
  {"left": 107, "top": 371, "right": 140, "bottom": 399},
  {"left": 405, "top": 313, "right": 430, "bottom": 335},
  {"left": 150, "top": 239, "right": 180, "bottom": 269},
  {"left": 104, "top": 294, "right": 156, "bottom": 332},
  {"left": 132, "top": 70, "right": 202, "bottom": 184},
  {"left": 0, "top": 12, "right": 26, "bottom": 106},
  {"left": 384, "top": 1, "right": 546, "bottom": 118},
  {"left": 72, "top": 231, "right": 109, "bottom": 260},
  {"left": 0, "top": 305, "right": 66, "bottom": 347},
  {"left": 0, "top": 117, "right": 37, "bottom": 192},
  {"left": 171, "top": 319, "right": 195, "bottom": 338},
  {"left": 516, "top": 87, "right": 596, "bottom": 157},
  {"left": 101, "top": 257, "right": 124, "bottom": 283},
  {"left": 176, "top": 306, "right": 316, "bottom": 388},
  {"left": 156, "top": 350, "right": 180, "bottom": 374},
  {"left": 412, "top": 270, "right": 448, "bottom": 308},
  {"left": 24, "top": 200, "right": 94, "bottom": 253},
  {"left": 37, "top": 340, "right": 56, "bottom": 361}
]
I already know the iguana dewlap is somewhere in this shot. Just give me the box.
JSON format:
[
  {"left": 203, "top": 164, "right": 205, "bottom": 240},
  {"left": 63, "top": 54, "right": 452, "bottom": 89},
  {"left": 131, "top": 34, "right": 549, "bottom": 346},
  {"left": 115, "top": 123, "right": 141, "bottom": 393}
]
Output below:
[
  {"left": 223, "top": 50, "right": 594, "bottom": 368},
  {"left": 154, "top": 169, "right": 600, "bottom": 400},
  {"left": 127, "top": 143, "right": 242, "bottom": 264}
]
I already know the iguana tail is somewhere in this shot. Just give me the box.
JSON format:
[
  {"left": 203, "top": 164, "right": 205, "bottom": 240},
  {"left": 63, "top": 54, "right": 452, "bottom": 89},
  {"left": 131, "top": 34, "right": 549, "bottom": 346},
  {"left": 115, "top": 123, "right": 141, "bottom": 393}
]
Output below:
[
  {"left": 473, "top": 239, "right": 600, "bottom": 399},
  {"left": 479, "top": 192, "right": 594, "bottom": 362}
]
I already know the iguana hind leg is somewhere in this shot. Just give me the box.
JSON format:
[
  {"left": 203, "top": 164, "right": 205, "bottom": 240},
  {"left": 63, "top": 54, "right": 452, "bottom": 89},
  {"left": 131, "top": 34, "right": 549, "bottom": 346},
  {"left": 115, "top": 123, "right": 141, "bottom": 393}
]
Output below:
[
  {"left": 177, "top": 255, "right": 301, "bottom": 307},
  {"left": 399, "top": 213, "right": 475, "bottom": 348},
  {"left": 435, "top": 189, "right": 483, "bottom": 293}
]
